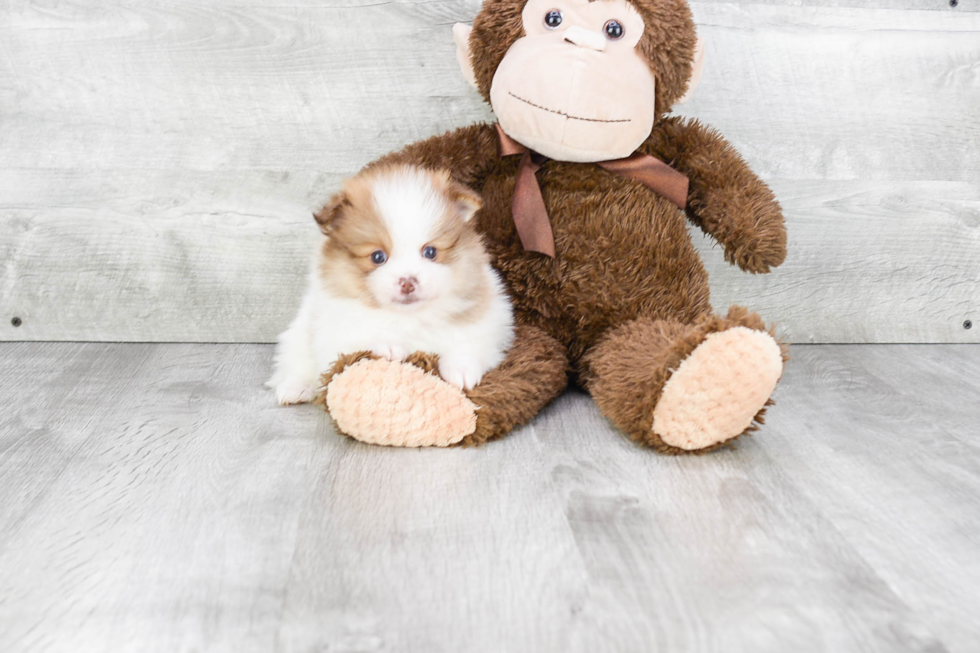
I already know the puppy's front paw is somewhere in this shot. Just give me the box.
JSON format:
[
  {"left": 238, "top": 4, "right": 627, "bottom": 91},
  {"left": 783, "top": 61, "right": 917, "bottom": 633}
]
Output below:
[
  {"left": 371, "top": 344, "right": 408, "bottom": 362},
  {"left": 274, "top": 380, "right": 317, "bottom": 406},
  {"left": 438, "top": 357, "right": 486, "bottom": 391}
]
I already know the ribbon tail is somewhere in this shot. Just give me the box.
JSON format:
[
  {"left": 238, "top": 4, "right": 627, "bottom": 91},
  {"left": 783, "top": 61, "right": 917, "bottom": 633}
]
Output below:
[{"left": 511, "top": 150, "right": 555, "bottom": 258}]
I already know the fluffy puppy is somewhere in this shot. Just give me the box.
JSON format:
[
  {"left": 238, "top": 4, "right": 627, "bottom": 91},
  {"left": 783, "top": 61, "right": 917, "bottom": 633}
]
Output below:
[{"left": 268, "top": 164, "right": 514, "bottom": 405}]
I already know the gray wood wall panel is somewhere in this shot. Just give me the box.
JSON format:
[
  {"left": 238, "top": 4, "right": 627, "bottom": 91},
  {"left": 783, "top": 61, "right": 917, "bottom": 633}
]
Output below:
[
  {"left": 0, "top": 2, "right": 977, "bottom": 343},
  {"left": 697, "top": 0, "right": 976, "bottom": 9}
]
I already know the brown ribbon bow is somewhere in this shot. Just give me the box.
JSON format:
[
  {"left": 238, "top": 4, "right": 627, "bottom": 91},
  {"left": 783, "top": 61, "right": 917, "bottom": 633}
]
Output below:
[{"left": 496, "top": 123, "right": 690, "bottom": 258}]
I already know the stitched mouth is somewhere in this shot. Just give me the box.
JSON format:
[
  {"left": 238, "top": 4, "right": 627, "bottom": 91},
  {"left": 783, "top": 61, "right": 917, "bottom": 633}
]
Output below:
[{"left": 508, "top": 92, "right": 631, "bottom": 124}]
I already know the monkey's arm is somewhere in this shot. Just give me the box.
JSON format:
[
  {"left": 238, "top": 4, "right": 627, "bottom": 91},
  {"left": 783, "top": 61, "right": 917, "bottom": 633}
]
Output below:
[
  {"left": 644, "top": 117, "right": 786, "bottom": 274},
  {"left": 365, "top": 123, "right": 500, "bottom": 188}
]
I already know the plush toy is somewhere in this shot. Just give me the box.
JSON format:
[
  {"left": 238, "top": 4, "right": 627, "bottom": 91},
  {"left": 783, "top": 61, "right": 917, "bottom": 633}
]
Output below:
[{"left": 317, "top": 0, "right": 788, "bottom": 454}]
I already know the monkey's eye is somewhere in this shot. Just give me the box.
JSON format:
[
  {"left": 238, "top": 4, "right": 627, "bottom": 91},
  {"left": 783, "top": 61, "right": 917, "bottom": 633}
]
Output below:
[
  {"left": 421, "top": 246, "right": 437, "bottom": 260},
  {"left": 603, "top": 20, "right": 625, "bottom": 40},
  {"left": 544, "top": 9, "right": 563, "bottom": 29},
  {"left": 370, "top": 250, "right": 388, "bottom": 265}
]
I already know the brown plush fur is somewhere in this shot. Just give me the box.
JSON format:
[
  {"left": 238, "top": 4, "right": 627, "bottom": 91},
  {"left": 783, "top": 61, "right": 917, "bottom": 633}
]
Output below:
[
  {"left": 371, "top": 117, "right": 783, "bottom": 369},
  {"left": 644, "top": 118, "right": 786, "bottom": 273},
  {"left": 324, "top": 0, "right": 788, "bottom": 451},
  {"left": 463, "top": 324, "right": 569, "bottom": 445}
]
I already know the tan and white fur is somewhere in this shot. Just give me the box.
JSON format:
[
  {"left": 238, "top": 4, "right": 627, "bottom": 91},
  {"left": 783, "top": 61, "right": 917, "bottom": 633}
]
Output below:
[{"left": 268, "top": 164, "right": 514, "bottom": 405}]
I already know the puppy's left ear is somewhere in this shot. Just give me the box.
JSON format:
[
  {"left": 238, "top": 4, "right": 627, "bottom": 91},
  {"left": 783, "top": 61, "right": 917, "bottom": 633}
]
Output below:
[
  {"left": 450, "top": 182, "right": 482, "bottom": 222},
  {"left": 313, "top": 191, "right": 349, "bottom": 235}
]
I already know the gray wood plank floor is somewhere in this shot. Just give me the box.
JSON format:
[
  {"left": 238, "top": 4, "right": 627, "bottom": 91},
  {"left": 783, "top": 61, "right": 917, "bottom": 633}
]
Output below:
[{"left": 1, "top": 343, "right": 978, "bottom": 653}]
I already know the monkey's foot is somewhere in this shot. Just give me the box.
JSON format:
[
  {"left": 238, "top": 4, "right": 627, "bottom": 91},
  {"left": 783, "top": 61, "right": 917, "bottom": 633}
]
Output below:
[
  {"left": 321, "top": 356, "right": 477, "bottom": 447},
  {"left": 652, "top": 327, "right": 783, "bottom": 452}
]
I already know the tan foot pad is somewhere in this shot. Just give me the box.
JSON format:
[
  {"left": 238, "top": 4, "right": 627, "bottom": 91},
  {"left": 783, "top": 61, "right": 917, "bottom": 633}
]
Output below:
[
  {"left": 325, "top": 358, "right": 477, "bottom": 447},
  {"left": 652, "top": 327, "right": 783, "bottom": 451}
]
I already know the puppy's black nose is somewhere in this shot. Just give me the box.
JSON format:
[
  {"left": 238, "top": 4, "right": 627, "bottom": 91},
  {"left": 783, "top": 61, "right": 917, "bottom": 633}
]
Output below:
[{"left": 399, "top": 277, "right": 417, "bottom": 295}]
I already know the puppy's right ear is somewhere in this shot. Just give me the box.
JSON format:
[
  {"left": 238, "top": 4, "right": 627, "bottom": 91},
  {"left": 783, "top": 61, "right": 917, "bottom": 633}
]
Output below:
[{"left": 313, "top": 192, "right": 349, "bottom": 235}]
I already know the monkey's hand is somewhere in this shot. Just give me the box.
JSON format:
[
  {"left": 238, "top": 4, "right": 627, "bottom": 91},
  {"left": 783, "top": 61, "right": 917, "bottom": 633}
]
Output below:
[
  {"left": 644, "top": 117, "right": 787, "bottom": 274},
  {"left": 689, "top": 180, "right": 787, "bottom": 274}
]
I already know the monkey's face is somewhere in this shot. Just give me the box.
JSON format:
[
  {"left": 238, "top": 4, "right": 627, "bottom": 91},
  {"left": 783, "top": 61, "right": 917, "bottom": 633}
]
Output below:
[{"left": 489, "top": 0, "right": 656, "bottom": 163}]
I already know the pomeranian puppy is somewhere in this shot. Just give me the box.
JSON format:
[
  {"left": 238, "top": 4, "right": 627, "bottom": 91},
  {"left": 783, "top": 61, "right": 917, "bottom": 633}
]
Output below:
[{"left": 268, "top": 164, "right": 514, "bottom": 405}]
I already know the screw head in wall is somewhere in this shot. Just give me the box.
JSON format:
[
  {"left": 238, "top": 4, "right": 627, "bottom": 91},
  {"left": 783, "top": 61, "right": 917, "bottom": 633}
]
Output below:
[
  {"left": 965, "top": 320, "right": 973, "bottom": 330},
  {"left": 11, "top": 317, "right": 22, "bottom": 327}
]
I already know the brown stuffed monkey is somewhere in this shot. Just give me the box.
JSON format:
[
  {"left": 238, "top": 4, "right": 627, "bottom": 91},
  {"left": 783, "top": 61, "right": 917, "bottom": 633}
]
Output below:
[{"left": 317, "top": 0, "right": 788, "bottom": 454}]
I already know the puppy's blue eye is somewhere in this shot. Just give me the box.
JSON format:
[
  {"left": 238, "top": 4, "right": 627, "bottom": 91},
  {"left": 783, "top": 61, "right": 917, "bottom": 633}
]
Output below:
[
  {"left": 544, "top": 10, "right": 562, "bottom": 29},
  {"left": 371, "top": 250, "right": 387, "bottom": 265},
  {"left": 422, "top": 246, "right": 437, "bottom": 260}
]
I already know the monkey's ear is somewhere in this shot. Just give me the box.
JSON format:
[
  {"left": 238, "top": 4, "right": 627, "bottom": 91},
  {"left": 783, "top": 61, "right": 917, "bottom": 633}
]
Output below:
[
  {"left": 453, "top": 23, "right": 478, "bottom": 90},
  {"left": 313, "top": 192, "right": 349, "bottom": 235},
  {"left": 677, "top": 36, "right": 706, "bottom": 105}
]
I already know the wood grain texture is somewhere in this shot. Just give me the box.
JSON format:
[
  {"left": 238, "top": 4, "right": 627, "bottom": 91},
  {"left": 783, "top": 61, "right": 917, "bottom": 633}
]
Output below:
[
  {"left": 0, "top": 2, "right": 978, "bottom": 343},
  {"left": 0, "top": 344, "right": 317, "bottom": 652},
  {"left": 1, "top": 342, "right": 979, "bottom": 652},
  {"left": 696, "top": 0, "right": 977, "bottom": 10}
]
